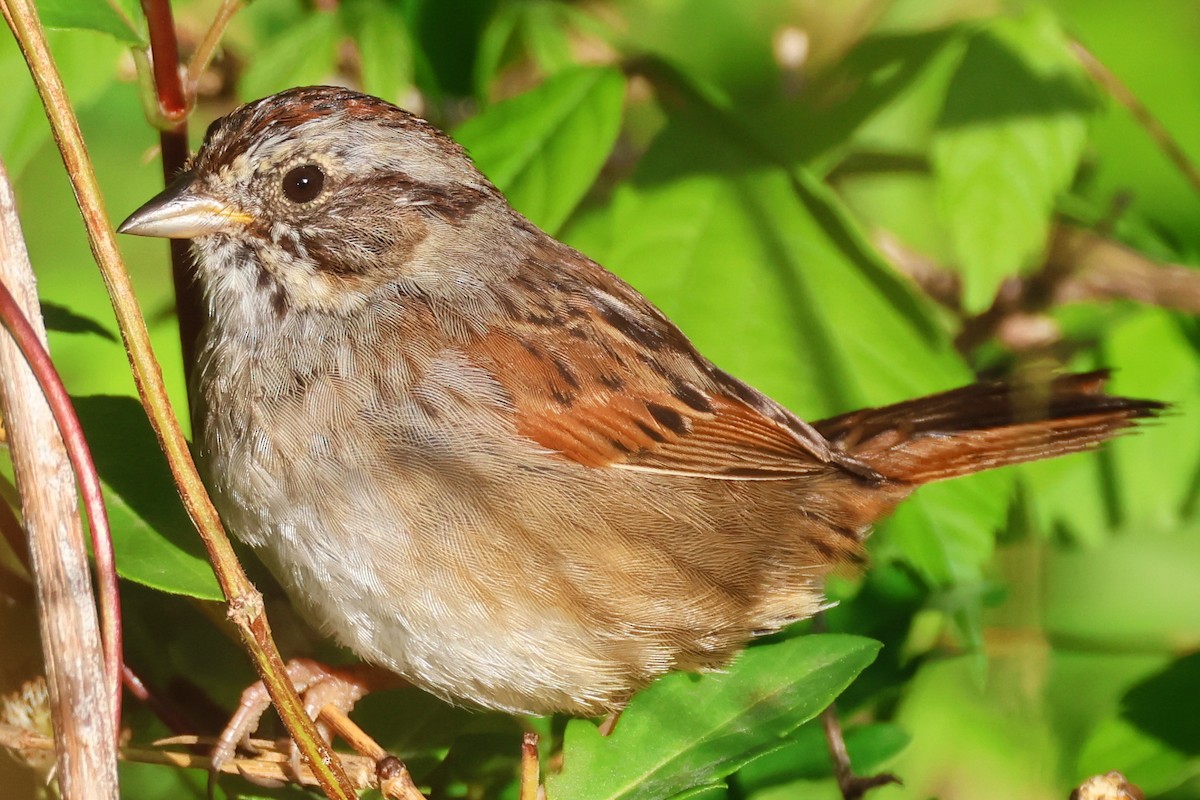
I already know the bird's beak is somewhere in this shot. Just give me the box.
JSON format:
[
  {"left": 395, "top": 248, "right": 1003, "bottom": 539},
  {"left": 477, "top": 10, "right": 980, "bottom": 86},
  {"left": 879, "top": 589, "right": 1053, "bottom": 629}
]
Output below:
[{"left": 117, "top": 170, "right": 253, "bottom": 239}]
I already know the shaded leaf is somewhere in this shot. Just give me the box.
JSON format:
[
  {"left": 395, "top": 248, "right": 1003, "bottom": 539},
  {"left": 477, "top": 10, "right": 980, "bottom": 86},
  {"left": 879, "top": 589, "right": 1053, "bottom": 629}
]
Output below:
[
  {"left": 1123, "top": 652, "right": 1200, "bottom": 757},
  {"left": 456, "top": 66, "right": 626, "bottom": 235},
  {"left": 406, "top": 0, "right": 493, "bottom": 98},
  {"left": 473, "top": 3, "right": 523, "bottom": 95},
  {"left": 547, "top": 635, "right": 880, "bottom": 800},
  {"left": 74, "top": 395, "right": 220, "bottom": 600}
]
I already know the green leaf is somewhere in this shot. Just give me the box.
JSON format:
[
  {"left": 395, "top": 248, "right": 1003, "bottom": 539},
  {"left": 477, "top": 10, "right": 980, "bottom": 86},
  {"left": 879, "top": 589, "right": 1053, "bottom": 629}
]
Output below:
[
  {"left": 455, "top": 66, "right": 626, "bottom": 234},
  {"left": 1044, "top": 526, "right": 1200, "bottom": 650},
  {"left": 0, "top": 29, "right": 126, "bottom": 180},
  {"left": 931, "top": 8, "right": 1094, "bottom": 312},
  {"left": 343, "top": 0, "right": 413, "bottom": 104},
  {"left": 36, "top": 0, "right": 143, "bottom": 44},
  {"left": 239, "top": 10, "right": 342, "bottom": 102},
  {"left": 614, "top": 1, "right": 789, "bottom": 105},
  {"left": 1055, "top": 0, "right": 1200, "bottom": 255},
  {"left": 747, "top": 26, "right": 964, "bottom": 173},
  {"left": 546, "top": 635, "right": 880, "bottom": 800},
  {"left": 879, "top": 470, "right": 1009, "bottom": 587},
  {"left": 74, "top": 395, "right": 221, "bottom": 600},
  {"left": 473, "top": 2, "right": 608, "bottom": 96}
]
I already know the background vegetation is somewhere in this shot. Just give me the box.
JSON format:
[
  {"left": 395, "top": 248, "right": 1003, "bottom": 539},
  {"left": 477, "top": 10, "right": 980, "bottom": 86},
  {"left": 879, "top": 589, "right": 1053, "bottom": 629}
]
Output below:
[{"left": 1, "top": 0, "right": 1198, "bottom": 798}]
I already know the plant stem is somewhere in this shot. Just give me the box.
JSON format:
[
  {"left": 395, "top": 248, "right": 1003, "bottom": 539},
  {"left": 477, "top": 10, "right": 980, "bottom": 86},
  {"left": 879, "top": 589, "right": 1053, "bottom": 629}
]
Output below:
[
  {"left": 0, "top": 278, "right": 123, "bottom": 734},
  {"left": 0, "top": 156, "right": 119, "bottom": 800}
]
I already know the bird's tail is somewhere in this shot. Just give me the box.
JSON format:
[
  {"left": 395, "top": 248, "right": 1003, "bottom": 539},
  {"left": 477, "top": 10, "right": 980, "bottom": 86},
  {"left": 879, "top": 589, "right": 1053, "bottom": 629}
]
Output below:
[{"left": 814, "top": 370, "right": 1164, "bottom": 485}]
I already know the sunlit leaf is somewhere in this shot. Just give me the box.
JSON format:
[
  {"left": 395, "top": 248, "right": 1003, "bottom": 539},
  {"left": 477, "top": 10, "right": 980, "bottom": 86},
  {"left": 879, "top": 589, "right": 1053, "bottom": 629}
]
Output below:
[
  {"left": 239, "top": 10, "right": 342, "bottom": 102},
  {"left": 547, "top": 635, "right": 880, "bottom": 800},
  {"left": 0, "top": 30, "right": 126, "bottom": 180},
  {"left": 456, "top": 66, "right": 626, "bottom": 235},
  {"left": 932, "top": 8, "right": 1094, "bottom": 312}
]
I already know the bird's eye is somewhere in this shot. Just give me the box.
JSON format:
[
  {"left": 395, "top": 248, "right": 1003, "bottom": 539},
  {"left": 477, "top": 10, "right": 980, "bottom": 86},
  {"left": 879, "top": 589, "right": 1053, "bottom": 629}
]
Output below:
[{"left": 281, "top": 164, "right": 325, "bottom": 203}]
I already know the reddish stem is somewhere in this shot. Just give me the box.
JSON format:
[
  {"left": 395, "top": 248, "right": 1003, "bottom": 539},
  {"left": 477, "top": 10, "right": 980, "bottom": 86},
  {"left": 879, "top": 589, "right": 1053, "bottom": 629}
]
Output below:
[
  {"left": 0, "top": 279, "right": 123, "bottom": 736},
  {"left": 140, "top": 0, "right": 186, "bottom": 120},
  {"left": 122, "top": 664, "right": 196, "bottom": 739},
  {"left": 140, "top": 0, "right": 201, "bottom": 386}
]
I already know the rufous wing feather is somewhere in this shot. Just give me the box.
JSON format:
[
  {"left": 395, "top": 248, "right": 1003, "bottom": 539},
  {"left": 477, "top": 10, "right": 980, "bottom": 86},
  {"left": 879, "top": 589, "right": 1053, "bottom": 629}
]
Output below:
[
  {"left": 813, "top": 370, "right": 1165, "bottom": 484},
  {"left": 471, "top": 252, "right": 874, "bottom": 479}
]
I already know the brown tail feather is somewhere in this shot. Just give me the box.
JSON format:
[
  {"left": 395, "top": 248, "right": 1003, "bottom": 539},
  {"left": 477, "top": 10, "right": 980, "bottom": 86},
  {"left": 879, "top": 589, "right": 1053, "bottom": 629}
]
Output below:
[{"left": 815, "top": 370, "right": 1165, "bottom": 484}]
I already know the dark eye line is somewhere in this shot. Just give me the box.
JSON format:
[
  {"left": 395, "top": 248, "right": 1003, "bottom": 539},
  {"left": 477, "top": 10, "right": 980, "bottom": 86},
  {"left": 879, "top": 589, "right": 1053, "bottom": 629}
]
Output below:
[{"left": 282, "top": 163, "right": 325, "bottom": 203}]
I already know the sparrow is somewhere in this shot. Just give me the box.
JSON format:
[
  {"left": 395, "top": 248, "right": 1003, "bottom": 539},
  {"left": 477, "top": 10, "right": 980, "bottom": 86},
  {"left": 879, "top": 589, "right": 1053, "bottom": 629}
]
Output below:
[{"left": 118, "top": 85, "right": 1161, "bottom": 719}]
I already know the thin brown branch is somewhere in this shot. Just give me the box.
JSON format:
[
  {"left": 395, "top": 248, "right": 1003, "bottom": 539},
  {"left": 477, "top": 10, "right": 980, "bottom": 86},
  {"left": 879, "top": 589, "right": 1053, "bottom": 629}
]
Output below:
[
  {"left": 0, "top": 723, "right": 388, "bottom": 792},
  {"left": 1049, "top": 224, "right": 1200, "bottom": 314},
  {"left": 875, "top": 218, "right": 1200, "bottom": 357},
  {"left": 0, "top": 1, "right": 356, "bottom": 797},
  {"left": 873, "top": 229, "right": 962, "bottom": 311},
  {"left": 821, "top": 705, "right": 900, "bottom": 800},
  {"left": 185, "top": 0, "right": 243, "bottom": 91},
  {"left": 0, "top": 157, "right": 119, "bottom": 798},
  {"left": 319, "top": 705, "right": 426, "bottom": 800},
  {"left": 1070, "top": 39, "right": 1200, "bottom": 198}
]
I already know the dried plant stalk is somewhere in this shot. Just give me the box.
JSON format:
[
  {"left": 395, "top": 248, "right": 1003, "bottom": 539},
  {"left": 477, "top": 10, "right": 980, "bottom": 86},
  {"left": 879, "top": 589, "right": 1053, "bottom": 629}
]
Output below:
[{"left": 0, "top": 160, "right": 118, "bottom": 797}]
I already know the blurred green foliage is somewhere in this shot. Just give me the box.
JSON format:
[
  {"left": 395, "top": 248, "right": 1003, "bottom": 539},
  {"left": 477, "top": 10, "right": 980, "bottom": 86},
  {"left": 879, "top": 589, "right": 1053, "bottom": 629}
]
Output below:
[{"left": 1, "top": 0, "right": 1199, "bottom": 798}]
